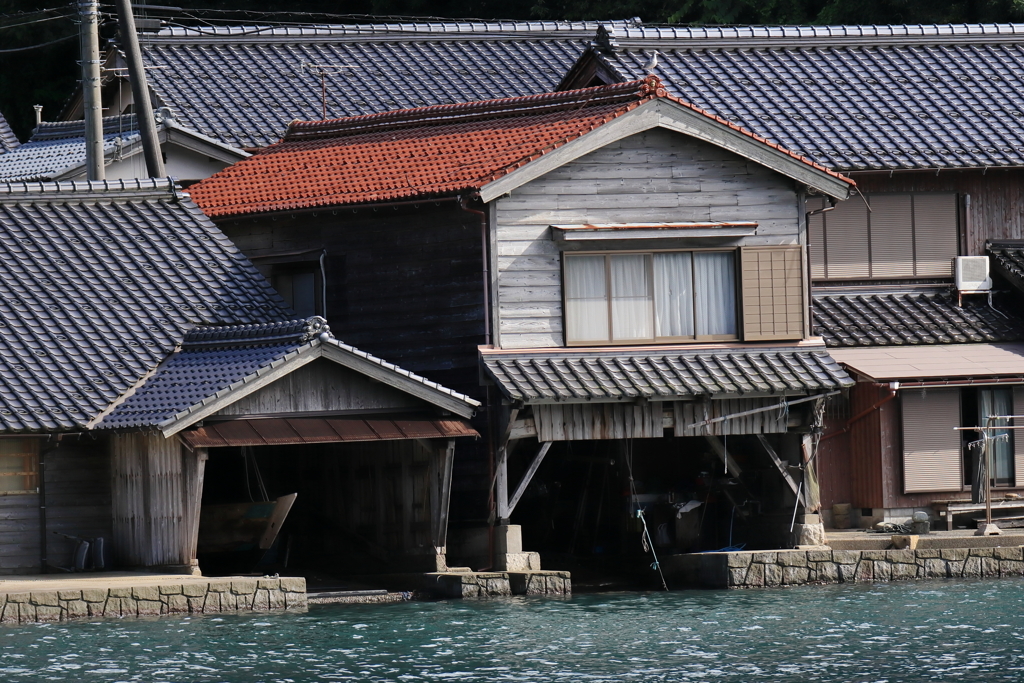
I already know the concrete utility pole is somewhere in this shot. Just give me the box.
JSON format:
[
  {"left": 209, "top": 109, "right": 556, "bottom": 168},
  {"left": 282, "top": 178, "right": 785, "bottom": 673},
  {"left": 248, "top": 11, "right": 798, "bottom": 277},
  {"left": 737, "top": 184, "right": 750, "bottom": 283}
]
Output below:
[
  {"left": 114, "top": 0, "right": 165, "bottom": 178},
  {"left": 79, "top": 0, "right": 105, "bottom": 181}
]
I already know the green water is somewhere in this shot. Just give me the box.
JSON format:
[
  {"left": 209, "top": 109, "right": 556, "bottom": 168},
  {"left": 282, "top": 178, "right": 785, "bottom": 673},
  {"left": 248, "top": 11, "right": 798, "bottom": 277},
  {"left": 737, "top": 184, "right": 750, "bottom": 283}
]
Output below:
[{"left": 5, "top": 580, "right": 1024, "bottom": 681}]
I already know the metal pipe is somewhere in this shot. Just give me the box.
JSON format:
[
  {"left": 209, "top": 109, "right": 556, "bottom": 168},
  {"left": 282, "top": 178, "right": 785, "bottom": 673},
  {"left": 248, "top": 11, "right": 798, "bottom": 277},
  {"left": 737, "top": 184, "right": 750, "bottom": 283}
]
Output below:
[
  {"left": 115, "top": 0, "right": 165, "bottom": 178},
  {"left": 38, "top": 436, "right": 62, "bottom": 573},
  {"left": 79, "top": 0, "right": 105, "bottom": 181}
]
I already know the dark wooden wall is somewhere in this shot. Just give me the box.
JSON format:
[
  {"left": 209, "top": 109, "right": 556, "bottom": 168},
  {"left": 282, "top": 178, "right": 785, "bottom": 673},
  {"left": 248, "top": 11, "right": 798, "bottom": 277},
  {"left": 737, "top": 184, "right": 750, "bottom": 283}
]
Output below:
[
  {"left": 0, "top": 437, "right": 112, "bottom": 574},
  {"left": 220, "top": 204, "right": 486, "bottom": 401},
  {"left": 220, "top": 205, "right": 492, "bottom": 523},
  {"left": 854, "top": 169, "right": 1024, "bottom": 257}
]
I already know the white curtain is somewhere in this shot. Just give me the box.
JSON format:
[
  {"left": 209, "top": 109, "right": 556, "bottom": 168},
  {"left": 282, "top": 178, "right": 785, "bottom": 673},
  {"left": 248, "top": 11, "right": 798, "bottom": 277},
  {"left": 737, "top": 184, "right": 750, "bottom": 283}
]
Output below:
[
  {"left": 610, "top": 254, "right": 653, "bottom": 340},
  {"left": 565, "top": 255, "right": 609, "bottom": 342},
  {"left": 694, "top": 252, "right": 736, "bottom": 337},
  {"left": 654, "top": 252, "right": 694, "bottom": 338},
  {"left": 980, "top": 389, "right": 1014, "bottom": 484}
]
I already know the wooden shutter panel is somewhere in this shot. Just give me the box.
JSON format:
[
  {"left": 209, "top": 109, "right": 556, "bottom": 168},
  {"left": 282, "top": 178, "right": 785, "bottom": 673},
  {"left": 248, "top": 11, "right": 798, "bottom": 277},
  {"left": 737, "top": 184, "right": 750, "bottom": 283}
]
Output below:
[
  {"left": 740, "top": 245, "right": 805, "bottom": 341},
  {"left": 913, "top": 194, "right": 958, "bottom": 277},
  {"left": 869, "top": 194, "right": 914, "bottom": 278},
  {"left": 806, "top": 197, "right": 826, "bottom": 279},
  {"left": 822, "top": 198, "right": 869, "bottom": 279},
  {"left": 903, "top": 388, "right": 962, "bottom": 493},
  {"left": 1014, "top": 386, "right": 1024, "bottom": 487}
]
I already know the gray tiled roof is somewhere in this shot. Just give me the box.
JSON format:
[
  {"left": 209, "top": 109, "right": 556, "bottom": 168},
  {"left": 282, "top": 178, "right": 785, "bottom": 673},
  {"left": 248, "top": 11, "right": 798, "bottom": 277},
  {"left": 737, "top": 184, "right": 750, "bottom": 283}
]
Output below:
[
  {"left": 102, "top": 317, "right": 481, "bottom": 430},
  {"left": 100, "top": 319, "right": 323, "bottom": 430},
  {"left": 0, "top": 115, "right": 141, "bottom": 182},
  {"left": 812, "top": 291, "right": 1024, "bottom": 347},
  {"left": 0, "top": 111, "right": 18, "bottom": 154},
  {"left": 134, "top": 20, "right": 639, "bottom": 148},
  {"left": 585, "top": 23, "right": 1024, "bottom": 171},
  {"left": 989, "top": 241, "right": 1024, "bottom": 298},
  {"left": 0, "top": 178, "right": 290, "bottom": 432},
  {"left": 481, "top": 347, "right": 852, "bottom": 404}
]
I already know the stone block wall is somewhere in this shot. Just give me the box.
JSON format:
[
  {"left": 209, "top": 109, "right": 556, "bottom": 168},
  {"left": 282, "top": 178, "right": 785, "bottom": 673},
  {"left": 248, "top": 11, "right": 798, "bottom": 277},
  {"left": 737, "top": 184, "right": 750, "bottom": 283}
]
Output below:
[
  {"left": 671, "top": 548, "right": 1024, "bottom": 588},
  {"left": 425, "top": 570, "right": 571, "bottom": 598},
  {"left": 0, "top": 577, "right": 307, "bottom": 624}
]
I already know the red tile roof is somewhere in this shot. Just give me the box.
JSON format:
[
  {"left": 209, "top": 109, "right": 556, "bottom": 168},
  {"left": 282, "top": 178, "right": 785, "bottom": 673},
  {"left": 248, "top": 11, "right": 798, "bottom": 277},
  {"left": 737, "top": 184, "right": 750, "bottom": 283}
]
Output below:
[{"left": 188, "top": 77, "right": 853, "bottom": 217}]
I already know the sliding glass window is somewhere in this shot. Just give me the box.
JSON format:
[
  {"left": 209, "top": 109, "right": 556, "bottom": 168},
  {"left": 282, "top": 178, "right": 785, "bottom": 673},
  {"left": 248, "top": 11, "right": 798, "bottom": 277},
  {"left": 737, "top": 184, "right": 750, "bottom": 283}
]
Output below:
[{"left": 564, "top": 251, "right": 737, "bottom": 345}]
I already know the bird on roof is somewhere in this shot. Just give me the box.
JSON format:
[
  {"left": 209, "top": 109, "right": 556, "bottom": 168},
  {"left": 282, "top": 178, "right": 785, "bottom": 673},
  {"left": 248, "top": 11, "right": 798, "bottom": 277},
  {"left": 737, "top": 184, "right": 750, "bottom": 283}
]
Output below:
[{"left": 643, "top": 50, "right": 661, "bottom": 75}]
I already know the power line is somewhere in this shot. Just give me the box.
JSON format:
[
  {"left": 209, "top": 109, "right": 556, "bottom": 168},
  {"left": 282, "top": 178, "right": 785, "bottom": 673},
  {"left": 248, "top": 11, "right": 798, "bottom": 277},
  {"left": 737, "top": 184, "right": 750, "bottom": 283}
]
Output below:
[
  {"left": 0, "top": 33, "right": 77, "bottom": 53},
  {"left": 0, "top": 11, "right": 74, "bottom": 30}
]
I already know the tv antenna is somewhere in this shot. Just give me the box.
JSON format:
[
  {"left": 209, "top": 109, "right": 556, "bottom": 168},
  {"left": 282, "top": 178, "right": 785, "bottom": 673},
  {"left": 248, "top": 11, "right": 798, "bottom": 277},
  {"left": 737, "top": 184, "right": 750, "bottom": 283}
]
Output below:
[{"left": 301, "top": 62, "right": 356, "bottom": 120}]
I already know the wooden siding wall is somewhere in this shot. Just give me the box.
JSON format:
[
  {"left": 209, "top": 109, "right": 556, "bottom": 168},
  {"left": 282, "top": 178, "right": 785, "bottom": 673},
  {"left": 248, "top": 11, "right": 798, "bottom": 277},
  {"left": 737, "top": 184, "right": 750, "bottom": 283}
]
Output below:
[
  {"left": 110, "top": 433, "right": 205, "bottom": 568},
  {"left": 0, "top": 438, "right": 111, "bottom": 575},
  {"left": 216, "top": 358, "right": 423, "bottom": 417},
  {"left": 846, "top": 383, "right": 888, "bottom": 509},
  {"left": 221, "top": 205, "right": 485, "bottom": 401},
  {"left": 816, "top": 415, "right": 852, "bottom": 510},
  {"left": 220, "top": 205, "right": 491, "bottom": 524},
  {"left": 534, "top": 403, "right": 663, "bottom": 441},
  {"left": 853, "top": 169, "right": 1024, "bottom": 257},
  {"left": 494, "top": 129, "right": 802, "bottom": 349},
  {"left": 674, "top": 398, "right": 789, "bottom": 436}
]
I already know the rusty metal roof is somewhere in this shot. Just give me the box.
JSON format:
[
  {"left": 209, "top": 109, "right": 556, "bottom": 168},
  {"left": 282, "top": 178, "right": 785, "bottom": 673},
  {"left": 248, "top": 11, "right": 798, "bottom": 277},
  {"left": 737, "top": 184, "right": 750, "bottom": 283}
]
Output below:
[{"left": 180, "top": 416, "right": 478, "bottom": 447}]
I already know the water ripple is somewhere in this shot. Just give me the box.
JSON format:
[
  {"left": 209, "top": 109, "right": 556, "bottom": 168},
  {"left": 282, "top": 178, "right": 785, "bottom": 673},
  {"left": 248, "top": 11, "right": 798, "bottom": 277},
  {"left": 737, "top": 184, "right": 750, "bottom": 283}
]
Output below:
[{"left": 2, "top": 580, "right": 1024, "bottom": 681}]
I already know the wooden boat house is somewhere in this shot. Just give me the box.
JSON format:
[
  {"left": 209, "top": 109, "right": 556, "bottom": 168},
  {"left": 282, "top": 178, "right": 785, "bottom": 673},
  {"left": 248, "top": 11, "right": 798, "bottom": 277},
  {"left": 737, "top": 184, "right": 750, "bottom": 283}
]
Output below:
[
  {"left": 0, "top": 179, "right": 478, "bottom": 575},
  {"left": 188, "top": 77, "right": 855, "bottom": 572},
  {"left": 557, "top": 24, "right": 1024, "bottom": 529}
]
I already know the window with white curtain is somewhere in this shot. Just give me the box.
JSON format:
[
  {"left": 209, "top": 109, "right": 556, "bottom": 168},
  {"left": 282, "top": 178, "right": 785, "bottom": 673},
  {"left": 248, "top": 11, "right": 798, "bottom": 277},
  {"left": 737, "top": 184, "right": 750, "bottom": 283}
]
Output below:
[{"left": 564, "top": 251, "right": 737, "bottom": 345}]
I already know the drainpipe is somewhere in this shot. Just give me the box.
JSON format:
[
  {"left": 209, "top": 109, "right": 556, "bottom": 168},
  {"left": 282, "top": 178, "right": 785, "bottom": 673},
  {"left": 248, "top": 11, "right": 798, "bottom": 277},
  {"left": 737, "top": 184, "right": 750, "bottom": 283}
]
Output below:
[
  {"left": 820, "top": 382, "right": 899, "bottom": 442},
  {"left": 38, "top": 435, "right": 62, "bottom": 573}
]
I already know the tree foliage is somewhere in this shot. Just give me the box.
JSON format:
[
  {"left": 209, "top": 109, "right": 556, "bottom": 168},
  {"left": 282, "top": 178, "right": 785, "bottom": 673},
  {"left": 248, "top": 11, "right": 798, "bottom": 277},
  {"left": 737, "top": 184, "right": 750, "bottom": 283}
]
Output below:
[{"left": 1, "top": 0, "right": 1023, "bottom": 140}]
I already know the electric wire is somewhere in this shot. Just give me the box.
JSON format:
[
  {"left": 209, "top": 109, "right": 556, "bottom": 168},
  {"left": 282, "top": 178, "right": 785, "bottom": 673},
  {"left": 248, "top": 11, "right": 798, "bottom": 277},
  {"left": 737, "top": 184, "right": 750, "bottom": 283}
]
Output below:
[
  {"left": 0, "top": 12, "right": 75, "bottom": 30},
  {"left": 0, "top": 33, "right": 77, "bottom": 53}
]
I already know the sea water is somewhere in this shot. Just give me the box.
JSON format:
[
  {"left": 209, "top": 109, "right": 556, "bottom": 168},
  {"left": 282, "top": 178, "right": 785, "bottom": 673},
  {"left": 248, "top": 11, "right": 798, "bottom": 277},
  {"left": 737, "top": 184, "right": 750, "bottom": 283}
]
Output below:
[{"left": 3, "top": 579, "right": 1024, "bottom": 682}]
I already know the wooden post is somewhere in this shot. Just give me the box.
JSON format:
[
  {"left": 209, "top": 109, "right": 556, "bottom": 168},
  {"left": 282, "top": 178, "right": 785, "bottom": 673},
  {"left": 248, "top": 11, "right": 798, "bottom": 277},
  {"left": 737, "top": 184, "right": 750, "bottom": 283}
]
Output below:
[
  {"left": 435, "top": 439, "right": 455, "bottom": 555},
  {"left": 801, "top": 434, "right": 820, "bottom": 512},
  {"left": 507, "top": 441, "right": 552, "bottom": 518},
  {"left": 181, "top": 447, "right": 207, "bottom": 574},
  {"left": 496, "top": 444, "right": 510, "bottom": 523}
]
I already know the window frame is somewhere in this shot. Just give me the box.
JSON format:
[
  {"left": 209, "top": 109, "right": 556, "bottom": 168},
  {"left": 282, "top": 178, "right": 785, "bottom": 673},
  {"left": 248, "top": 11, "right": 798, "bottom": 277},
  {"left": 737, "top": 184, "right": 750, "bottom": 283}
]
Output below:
[
  {"left": 561, "top": 247, "right": 740, "bottom": 347},
  {"left": 0, "top": 438, "right": 39, "bottom": 495}
]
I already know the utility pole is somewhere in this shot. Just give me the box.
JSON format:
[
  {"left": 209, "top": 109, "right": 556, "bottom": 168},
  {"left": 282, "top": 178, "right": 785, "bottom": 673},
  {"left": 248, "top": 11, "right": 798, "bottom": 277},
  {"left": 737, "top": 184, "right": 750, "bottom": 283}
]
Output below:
[
  {"left": 79, "top": 0, "right": 105, "bottom": 181},
  {"left": 114, "top": 0, "right": 165, "bottom": 178}
]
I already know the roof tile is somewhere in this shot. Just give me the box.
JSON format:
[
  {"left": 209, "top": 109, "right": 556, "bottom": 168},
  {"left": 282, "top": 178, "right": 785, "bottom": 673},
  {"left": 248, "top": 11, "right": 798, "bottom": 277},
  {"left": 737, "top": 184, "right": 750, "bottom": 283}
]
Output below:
[
  {"left": 482, "top": 347, "right": 852, "bottom": 403},
  {"left": 188, "top": 77, "right": 850, "bottom": 217}
]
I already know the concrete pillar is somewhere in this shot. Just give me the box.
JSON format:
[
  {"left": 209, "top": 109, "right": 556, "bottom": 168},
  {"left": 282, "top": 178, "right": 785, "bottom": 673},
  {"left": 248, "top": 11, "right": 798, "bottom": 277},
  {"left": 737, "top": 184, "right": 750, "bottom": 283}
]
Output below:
[{"left": 494, "top": 524, "right": 541, "bottom": 571}]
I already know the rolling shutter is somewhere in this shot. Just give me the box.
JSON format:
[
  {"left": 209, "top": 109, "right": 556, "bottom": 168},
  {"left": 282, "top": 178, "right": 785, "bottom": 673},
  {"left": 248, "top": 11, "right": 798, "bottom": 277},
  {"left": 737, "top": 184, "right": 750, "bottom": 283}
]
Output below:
[
  {"left": 1014, "top": 386, "right": 1024, "bottom": 487},
  {"left": 740, "top": 245, "right": 805, "bottom": 341},
  {"left": 869, "top": 194, "right": 914, "bottom": 278},
  {"left": 822, "top": 198, "right": 869, "bottom": 279},
  {"left": 806, "top": 197, "right": 826, "bottom": 279},
  {"left": 903, "top": 388, "right": 963, "bottom": 493},
  {"left": 913, "top": 194, "right": 958, "bottom": 277}
]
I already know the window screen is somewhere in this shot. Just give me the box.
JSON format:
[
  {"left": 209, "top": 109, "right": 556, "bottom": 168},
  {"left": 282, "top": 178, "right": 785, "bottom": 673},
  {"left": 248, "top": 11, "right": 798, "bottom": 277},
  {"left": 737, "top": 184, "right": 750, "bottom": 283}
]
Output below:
[
  {"left": 808, "top": 193, "right": 958, "bottom": 280},
  {"left": 903, "top": 388, "right": 962, "bottom": 493},
  {"left": 0, "top": 439, "right": 38, "bottom": 493},
  {"left": 564, "top": 251, "right": 736, "bottom": 345}
]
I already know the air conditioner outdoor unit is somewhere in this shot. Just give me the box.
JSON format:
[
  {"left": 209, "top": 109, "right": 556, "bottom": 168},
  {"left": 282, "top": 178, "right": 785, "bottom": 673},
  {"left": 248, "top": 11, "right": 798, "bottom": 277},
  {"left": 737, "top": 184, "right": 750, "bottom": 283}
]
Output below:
[{"left": 955, "top": 256, "right": 992, "bottom": 293}]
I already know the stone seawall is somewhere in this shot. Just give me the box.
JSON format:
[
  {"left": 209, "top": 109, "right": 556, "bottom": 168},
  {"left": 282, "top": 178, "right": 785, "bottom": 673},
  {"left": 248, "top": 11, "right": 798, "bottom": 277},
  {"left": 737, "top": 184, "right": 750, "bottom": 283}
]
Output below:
[
  {"left": 666, "top": 547, "right": 1024, "bottom": 588},
  {"left": 0, "top": 577, "right": 307, "bottom": 624}
]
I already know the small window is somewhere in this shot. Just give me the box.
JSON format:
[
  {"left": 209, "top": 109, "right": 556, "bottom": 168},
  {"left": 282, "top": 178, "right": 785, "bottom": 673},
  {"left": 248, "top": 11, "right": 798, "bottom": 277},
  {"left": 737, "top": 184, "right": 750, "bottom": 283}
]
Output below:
[
  {"left": 564, "top": 250, "right": 737, "bottom": 345},
  {"left": 0, "top": 439, "right": 38, "bottom": 494},
  {"left": 271, "top": 268, "right": 321, "bottom": 318}
]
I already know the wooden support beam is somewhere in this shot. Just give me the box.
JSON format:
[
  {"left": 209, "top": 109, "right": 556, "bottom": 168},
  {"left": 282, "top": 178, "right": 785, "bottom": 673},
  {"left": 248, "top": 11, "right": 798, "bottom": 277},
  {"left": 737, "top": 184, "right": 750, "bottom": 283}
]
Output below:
[
  {"left": 432, "top": 439, "right": 456, "bottom": 553},
  {"left": 506, "top": 441, "right": 552, "bottom": 518},
  {"left": 755, "top": 435, "right": 802, "bottom": 503},
  {"left": 494, "top": 408, "right": 520, "bottom": 523},
  {"left": 704, "top": 436, "right": 743, "bottom": 477}
]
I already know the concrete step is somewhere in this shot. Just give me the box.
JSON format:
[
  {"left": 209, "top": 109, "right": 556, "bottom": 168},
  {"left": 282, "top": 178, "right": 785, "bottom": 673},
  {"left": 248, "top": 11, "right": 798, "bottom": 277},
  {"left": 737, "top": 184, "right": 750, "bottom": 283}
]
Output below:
[{"left": 827, "top": 531, "right": 1024, "bottom": 551}]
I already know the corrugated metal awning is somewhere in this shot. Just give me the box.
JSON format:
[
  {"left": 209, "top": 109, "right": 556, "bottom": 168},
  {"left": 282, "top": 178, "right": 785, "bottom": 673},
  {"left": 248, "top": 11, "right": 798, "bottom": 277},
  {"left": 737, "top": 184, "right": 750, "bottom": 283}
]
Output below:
[{"left": 180, "top": 416, "right": 478, "bottom": 448}]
